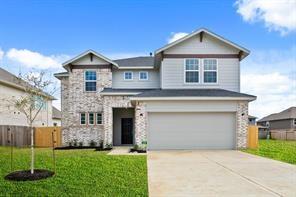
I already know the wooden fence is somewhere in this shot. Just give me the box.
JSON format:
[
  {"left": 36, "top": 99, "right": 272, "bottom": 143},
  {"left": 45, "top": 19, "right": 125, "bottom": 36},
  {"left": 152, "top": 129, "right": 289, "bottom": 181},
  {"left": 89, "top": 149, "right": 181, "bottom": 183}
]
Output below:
[
  {"left": 0, "top": 125, "right": 61, "bottom": 147},
  {"left": 0, "top": 125, "right": 31, "bottom": 147},
  {"left": 248, "top": 125, "right": 258, "bottom": 149},
  {"left": 35, "top": 127, "right": 62, "bottom": 147}
]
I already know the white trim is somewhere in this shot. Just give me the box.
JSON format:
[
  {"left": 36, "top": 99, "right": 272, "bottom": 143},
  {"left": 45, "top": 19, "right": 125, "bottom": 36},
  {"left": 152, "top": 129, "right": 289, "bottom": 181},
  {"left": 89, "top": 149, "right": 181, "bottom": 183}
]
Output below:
[
  {"left": 155, "top": 28, "right": 250, "bottom": 57},
  {"left": 184, "top": 58, "right": 200, "bottom": 84},
  {"left": 130, "top": 96, "right": 256, "bottom": 101},
  {"left": 84, "top": 70, "right": 97, "bottom": 92},
  {"left": 117, "top": 66, "right": 154, "bottom": 69},
  {"left": 62, "top": 49, "right": 119, "bottom": 68},
  {"left": 80, "top": 113, "right": 86, "bottom": 125},
  {"left": 123, "top": 71, "right": 133, "bottom": 80},
  {"left": 88, "top": 112, "right": 95, "bottom": 125},
  {"left": 202, "top": 59, "right": 218, "bottom": 84},
  {"left": 101, "top": 92, "right": 140, "bottom": 96},
  {"left": 139, "top": 71, "right": 149, "bottom": 80}
]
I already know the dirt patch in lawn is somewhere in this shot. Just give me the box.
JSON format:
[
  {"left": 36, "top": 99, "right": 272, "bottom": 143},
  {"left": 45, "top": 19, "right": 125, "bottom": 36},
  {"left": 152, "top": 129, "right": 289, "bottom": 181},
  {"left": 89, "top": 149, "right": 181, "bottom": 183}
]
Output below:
[{"left": 4, "top": 169, "right": 54, "bottom": 181}]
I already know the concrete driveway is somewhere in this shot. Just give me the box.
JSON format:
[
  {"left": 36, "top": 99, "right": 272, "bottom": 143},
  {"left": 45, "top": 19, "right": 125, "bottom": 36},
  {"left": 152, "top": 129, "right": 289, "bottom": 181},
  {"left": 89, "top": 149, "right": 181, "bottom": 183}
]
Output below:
[{"left": 148, "top": 151, "right": 296, "bottom": 197}]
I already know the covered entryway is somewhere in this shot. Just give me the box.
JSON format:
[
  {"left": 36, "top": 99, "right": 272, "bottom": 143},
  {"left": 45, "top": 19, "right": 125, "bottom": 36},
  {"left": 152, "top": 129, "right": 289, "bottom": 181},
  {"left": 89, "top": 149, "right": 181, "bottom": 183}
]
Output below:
[
  {"left": 148, "top": 112, "right": 236, "bottom": 150},
  {"left": 113, "top": 108, "right": 134, "bottom": 146}
]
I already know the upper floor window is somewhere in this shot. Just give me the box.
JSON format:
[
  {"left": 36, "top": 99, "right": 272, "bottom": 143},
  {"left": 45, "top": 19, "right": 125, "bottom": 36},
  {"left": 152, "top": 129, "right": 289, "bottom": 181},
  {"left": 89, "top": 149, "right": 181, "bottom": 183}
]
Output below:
[
  {"left": 203, "top": 59, "right": 217, "bottom": 83},
  {"left": 85, "top": 71, "right": 97, "bottom": 92},
  {"left": 185, "top": 59, "right": 199, "bottom": 83},
  {"left": 124, "top": 71, "right": 133, "bottom": 80},
  {"left": 139, "top": 71, "right": 148, "bottom": 80}
]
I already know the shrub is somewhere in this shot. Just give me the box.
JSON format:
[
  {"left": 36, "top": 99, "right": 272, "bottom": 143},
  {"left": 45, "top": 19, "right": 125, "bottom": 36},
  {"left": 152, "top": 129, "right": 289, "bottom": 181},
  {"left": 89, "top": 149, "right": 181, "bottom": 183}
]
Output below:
[
  {"left": 79, "top": 141, "right": 83, "bottom": 147},
  {"left": 89, "top": 140, "right": 97, "bottom": 147},
  {"left": 73, "top": 139, "right": 78, "bottom": 147},
  {"left": 68, "top": 141, "right": 73, "bottom": 147}
]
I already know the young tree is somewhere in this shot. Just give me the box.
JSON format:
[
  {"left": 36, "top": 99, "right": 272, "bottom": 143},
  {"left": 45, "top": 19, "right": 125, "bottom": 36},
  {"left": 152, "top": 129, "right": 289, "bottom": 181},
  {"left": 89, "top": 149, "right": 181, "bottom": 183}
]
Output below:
[{"left": 5, "top": 71, "right": 55, "bottom": 174}]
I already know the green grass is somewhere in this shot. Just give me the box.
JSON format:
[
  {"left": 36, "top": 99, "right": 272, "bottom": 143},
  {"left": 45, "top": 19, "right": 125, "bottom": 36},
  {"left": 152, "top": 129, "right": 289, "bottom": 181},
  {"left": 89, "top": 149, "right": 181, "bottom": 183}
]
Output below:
[
  {"left": 243, "top": 139, "right": 296, "bottom": 165},
  {"left": 0, "top": 147, "right": 148, "bottom": 196}
]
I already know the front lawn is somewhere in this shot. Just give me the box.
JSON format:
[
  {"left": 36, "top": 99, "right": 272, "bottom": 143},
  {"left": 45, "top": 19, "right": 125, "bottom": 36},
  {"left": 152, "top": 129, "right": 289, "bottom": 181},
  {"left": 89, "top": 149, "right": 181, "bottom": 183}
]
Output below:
[
  {"left": 243, "top": 139, "right": 296, "bottom": 165},
  {"left": 0, "top": 147, "right": 148, "bottom": 196}
]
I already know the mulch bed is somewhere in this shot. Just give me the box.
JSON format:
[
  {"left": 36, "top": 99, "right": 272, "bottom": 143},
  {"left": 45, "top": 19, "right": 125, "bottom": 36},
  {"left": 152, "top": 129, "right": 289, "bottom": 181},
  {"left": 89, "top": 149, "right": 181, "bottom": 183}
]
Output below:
[
  {"left": 55, "top": 146, "right": 112, "bottom": 151},
  {"left": 4, "top": 169, "right": 54, "bottom": 181},
  {"left": 130, "top": 149, "right": 147, "bottom": 153}
]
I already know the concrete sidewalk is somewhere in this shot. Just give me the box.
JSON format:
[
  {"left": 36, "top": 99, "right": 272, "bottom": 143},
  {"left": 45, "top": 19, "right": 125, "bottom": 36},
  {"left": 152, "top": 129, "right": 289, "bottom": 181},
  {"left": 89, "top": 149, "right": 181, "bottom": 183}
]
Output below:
[{"left": 148, "top": 150, "right": 296, "bottom": 197}]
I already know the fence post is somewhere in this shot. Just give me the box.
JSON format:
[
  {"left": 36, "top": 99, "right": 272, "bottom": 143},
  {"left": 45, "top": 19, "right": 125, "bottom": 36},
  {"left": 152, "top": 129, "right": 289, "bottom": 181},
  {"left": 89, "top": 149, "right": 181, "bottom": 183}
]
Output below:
[{"left": 52, "top": 128, "right": 56, "bottom": 174}]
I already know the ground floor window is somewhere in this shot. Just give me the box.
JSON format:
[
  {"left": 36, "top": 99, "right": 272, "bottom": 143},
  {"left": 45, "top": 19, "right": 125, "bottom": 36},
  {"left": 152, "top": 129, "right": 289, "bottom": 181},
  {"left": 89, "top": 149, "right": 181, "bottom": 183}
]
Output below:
[
  {"left": 80, "top": 113, "right": 86, "bottom": 125},
  {"left": 88, "top": 113, "right": 94, "bottom": 125},
  {"left": 97, "top": 113, "right": 102, "bottom": 124}
]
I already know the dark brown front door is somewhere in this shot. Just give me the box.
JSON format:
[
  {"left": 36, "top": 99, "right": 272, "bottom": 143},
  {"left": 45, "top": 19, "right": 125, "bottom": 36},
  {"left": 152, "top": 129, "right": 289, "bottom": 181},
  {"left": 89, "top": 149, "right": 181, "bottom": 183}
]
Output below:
[{"left": 121, "top": 118, "right": 133, "bottom": 144}]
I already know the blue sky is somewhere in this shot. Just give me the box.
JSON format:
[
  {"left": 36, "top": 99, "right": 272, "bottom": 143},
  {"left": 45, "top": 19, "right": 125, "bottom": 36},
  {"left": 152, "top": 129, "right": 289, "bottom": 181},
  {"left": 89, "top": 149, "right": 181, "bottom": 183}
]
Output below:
[{"left": 0, "top": 0, "right": 295, "bottom": 118}]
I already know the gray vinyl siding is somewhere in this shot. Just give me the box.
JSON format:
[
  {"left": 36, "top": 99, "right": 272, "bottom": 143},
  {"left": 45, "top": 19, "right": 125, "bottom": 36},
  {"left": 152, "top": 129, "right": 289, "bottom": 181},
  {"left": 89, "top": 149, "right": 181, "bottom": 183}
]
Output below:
[
  {"left": 112, "top": 69, "right": 160, "bottom": 89},
  {"left": 161, "top": 58, "right": 240, "bottom": 91}
]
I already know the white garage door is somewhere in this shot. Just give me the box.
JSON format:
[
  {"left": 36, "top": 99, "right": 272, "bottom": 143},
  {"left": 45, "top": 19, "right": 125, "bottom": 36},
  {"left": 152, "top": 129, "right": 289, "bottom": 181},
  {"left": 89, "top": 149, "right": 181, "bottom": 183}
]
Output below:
[{"left": 148, "top": 112, "right": 236, "bottom": 150}]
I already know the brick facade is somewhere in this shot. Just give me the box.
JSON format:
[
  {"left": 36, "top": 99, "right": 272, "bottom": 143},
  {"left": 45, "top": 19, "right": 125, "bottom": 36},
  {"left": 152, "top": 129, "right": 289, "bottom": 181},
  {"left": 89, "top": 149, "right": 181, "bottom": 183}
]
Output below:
[{"left": 61, "top": 68, "right": 112, "bottom": 146}]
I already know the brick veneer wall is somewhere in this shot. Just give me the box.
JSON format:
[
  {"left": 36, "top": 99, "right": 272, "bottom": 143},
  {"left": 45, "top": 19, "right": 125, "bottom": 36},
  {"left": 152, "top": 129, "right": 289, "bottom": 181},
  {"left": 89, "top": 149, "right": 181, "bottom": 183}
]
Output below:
[{"left": 61, "top": 68, "right": 112, "bottom": 146}]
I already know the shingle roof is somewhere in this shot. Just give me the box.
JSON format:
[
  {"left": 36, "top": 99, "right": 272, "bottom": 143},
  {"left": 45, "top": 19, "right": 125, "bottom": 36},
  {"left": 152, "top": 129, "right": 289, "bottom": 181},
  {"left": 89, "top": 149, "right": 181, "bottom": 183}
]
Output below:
[
  {"left": 132, "top": 89, "right": 256, "bottom": 98},
  {"left": 113, "top": 56, "right": 154, "bottom": 68},
  {"left": 258, "top": 107, "right": 296, "bottom": 122},
  {"left": 52, "top": 106, "right": 61, "bottom": 119},
  {"left": 0, "top": 67, "right": 55, "bottom": 100}
]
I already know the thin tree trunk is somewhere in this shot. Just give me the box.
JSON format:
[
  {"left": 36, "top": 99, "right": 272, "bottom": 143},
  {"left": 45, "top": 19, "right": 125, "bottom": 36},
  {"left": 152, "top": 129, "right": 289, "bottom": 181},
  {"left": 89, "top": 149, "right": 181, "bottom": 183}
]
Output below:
[{"left": 30, "top": 124, "right": 34, "bottom": 174}]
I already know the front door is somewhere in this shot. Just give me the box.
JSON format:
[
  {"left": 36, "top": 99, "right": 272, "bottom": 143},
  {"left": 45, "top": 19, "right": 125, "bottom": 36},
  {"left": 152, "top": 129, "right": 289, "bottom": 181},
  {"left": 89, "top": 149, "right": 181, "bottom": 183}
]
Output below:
[{"left": 121, "top": 118, "right": 133, "bottom": 144}]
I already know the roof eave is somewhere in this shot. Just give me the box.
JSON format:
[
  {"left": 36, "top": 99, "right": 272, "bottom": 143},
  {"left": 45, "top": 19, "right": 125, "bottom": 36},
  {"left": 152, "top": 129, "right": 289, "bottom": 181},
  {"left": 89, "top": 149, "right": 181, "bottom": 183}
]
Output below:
[{"left": 130, "top": 96, "right": 256, "bottom": 101}]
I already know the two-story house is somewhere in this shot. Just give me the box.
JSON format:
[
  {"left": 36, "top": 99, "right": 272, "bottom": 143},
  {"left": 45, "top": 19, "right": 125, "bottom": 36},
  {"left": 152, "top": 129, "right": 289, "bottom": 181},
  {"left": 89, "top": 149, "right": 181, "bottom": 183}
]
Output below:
[{"left": 54, "top": 28, "right": 256, "bottom": 150}]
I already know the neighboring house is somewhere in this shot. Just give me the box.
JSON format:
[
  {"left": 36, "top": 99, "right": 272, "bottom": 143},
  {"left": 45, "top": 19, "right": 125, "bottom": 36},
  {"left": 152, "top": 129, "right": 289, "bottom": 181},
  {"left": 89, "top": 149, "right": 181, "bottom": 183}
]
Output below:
[
  {"left": 52, "top": 106, "right": 62, "bottom": 126},
  {"left": 0, "top": 67, "right": 56, "bottom": 127},
  {"left": 55, "top": 28, "right": 256, "bottom": 150},
  {"left": 257, "top": 107, "right": 296, "bottom": 140},
  {"left": 248, "top": 115, "right": 257, "bottom": 125}
]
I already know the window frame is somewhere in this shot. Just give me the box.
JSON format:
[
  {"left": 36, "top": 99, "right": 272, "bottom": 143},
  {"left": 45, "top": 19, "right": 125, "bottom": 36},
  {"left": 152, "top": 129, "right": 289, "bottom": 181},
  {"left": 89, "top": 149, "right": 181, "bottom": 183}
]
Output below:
[
  {"left": 84, "top": 70, "right": 97, "bottom": 92},
  {"left": 139, "top": 71, "right": 149, "bottom": 81},
  {"left": 184, "top": 58, "right": 200, "bottom": 84},
  {"left": 88, "top": 112, "right": 95, "bottom": 125},
  {"left": 203, "top": 59, "right": 218, "bottom": 84},
  {"left": 96, "top": 113, "right": 102, "bottom": 125},
  {"left": 80, "top": 113, "right": 86, "bottom": 125},
  {"left": 123, "top": 71, "right": 133, "bottom": 80}
]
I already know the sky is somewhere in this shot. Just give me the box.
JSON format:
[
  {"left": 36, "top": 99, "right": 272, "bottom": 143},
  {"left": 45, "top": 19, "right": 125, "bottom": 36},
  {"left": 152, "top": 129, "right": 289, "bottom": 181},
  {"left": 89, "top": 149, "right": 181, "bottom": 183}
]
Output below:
[{"left": 0, "top": 0, "right": 295, "bottom": 118}]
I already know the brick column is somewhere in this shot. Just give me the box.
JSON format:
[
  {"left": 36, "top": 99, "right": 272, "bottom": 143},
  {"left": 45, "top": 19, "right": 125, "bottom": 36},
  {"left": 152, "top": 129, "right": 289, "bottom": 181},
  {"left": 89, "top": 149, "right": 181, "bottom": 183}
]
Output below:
[
  {"left": 134, "top": 101, "right": 147, "bottom": 145},
  {"left": 236, "top": 102, "right": 248, "bottom": 149}
]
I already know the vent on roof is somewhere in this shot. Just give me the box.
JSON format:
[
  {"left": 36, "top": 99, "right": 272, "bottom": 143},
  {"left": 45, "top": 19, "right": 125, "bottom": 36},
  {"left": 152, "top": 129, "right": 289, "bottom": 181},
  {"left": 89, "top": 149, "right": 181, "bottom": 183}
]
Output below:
[{"left": 149, "top": 52, "right": 152, "bottom": 56}]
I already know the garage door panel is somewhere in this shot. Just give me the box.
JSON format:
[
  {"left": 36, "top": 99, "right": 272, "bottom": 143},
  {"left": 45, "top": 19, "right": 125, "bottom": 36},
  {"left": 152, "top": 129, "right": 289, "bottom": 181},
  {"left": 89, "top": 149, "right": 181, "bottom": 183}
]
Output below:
[{"left": 148, "top": 112, "right": 236, "bottom": 150}]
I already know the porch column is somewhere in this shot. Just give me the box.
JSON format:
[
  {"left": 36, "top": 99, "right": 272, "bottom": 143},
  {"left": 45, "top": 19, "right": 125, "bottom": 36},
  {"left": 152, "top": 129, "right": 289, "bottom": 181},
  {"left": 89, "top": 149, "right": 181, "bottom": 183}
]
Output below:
[
  {"left": 103, "top": 97, "right": 113, "bottom": 146},
  {"left": 236, "top": 101, "right": 248, "bottom": 149},
  {"left": 135, "top": 101, "right": 147, "bottom": 145}
]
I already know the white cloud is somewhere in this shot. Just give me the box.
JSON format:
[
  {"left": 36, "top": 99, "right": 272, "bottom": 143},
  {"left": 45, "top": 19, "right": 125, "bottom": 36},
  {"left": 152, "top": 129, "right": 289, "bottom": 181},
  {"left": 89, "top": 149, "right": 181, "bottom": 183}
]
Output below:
[
  {"left": 236, "top": 0, "right": 296, "bottom": 35},
  {"left": 167, "top": 32, "right": 189, "bottom": 43},
  {"left": 0, "top": 48, "right": 4, "bottom": 60},
  {"left": 241, "top": 47, "right": 296, "bottom": 118},
  {"left": 6, "top": 48, "right": 69, "bottom": 69}
]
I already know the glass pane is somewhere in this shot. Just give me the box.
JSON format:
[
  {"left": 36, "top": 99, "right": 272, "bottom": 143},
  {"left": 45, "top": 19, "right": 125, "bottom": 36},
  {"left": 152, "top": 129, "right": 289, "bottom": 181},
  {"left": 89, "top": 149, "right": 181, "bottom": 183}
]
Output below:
[
  {"left": 81, "top": 113, "right": 86, "bottom": 124},
  {"left": 140, "top": 72, "right": 147, "bottom": 79},
  {"left": 85, "top": 82, "right": 96, "bottom": 91},
  {"left": 204, "top": 71, "right": 217, "bottom": 83},
  {"left": 204, "top": 59, "right": 217, "bottom": 70},
  {"left": 186, "top": 59, "right": 199, "bottom": 70},
  {"left": 97, "top": 113, "right": 102, "bottom": 124},
  {"left": 185, "top": 71, "right": 199, "bottom": 83},
  {"left": 85, "top": 71, "right": 96, "bottom": 80},
  {"left": 125, "top": 72, "right": 132, "bottom": 79},
  {"left": 89, "top": 113, "right": 94, "bottom": 124}
]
